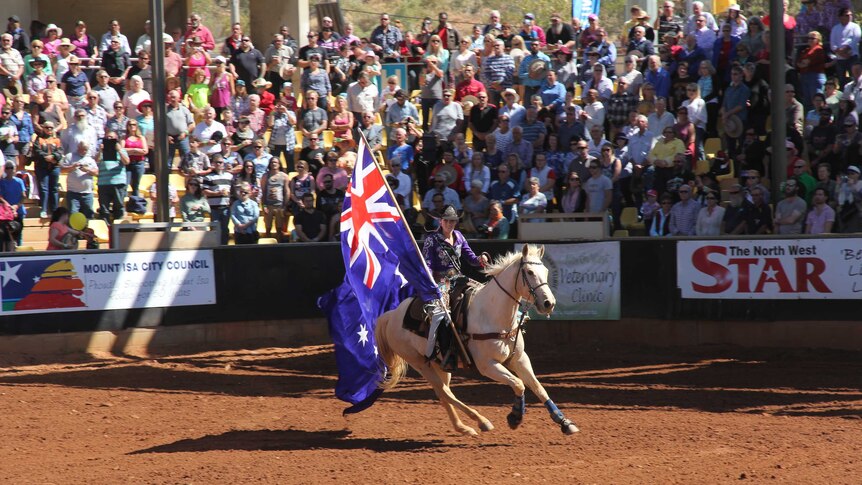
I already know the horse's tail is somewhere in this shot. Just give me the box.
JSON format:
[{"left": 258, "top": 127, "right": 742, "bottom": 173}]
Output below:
[{"left": 375, "top": 310, "right": 407, "bottom": 391}]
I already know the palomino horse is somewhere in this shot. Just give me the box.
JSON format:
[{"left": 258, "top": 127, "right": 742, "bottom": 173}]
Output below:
[{"left": 375, "top": 244, "right": 579, "bottom": 436}]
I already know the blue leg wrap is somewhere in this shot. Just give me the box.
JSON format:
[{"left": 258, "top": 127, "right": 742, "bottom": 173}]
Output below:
[
  {"left": 545, "top": 399, "right": 565, "bottom": 424},
  {"left": 512, "top": 394, "right": 526, "bottom": 415}
]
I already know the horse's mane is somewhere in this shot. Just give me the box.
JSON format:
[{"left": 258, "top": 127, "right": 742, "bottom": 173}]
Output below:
[{"left": 482, "top": 244, "right": 541, "bottom": 277}]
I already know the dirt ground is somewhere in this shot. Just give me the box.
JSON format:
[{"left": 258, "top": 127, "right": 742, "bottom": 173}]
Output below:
[{"left": 0, "top": 342, "right": 861, "bottom": 484}]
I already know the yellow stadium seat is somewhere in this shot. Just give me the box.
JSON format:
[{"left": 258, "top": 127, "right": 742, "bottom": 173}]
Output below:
[
  {"left": 620, "top": 207, "right": 645, "bottom": 231},
  {"left": 88, "top": 218, "right": 110, "bottom": 244},
  {"left": 258, "top": 237, "right": 278, "bottom": 244},
  {"left": 295, "top": 131, "right": 303, "bottom": 147},
  {"left": 139, "top": 174, "right": 156, "bottom": 193},
  {"left": 704, "top": 138, "right": 722, "bottom": 157},
  {"left": 715, "top": 159, "right": 735, "bottom": 182},
  {"left": 612, "top": 229, "right": 629, "bottom": 237},
  {"left": 322, "top": 130, "right": 335, "bottom": 149},
  {"left": 15, "top": 246, "right": 34, "bottom": 252},
  {"left": 694, "top": 159, "right": 711, "bottom": 175}
]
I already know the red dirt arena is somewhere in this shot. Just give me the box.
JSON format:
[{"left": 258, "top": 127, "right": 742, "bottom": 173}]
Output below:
[{"left": 0, "top": 342, "right": 860, "bottom": 483}]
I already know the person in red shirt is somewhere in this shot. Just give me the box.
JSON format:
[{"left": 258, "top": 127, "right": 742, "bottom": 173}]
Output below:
[
  {"left": 183, "top": 12, "right": 215, "bottom": 54},
  {"left": 454, "top": 64, "right": 485, "bottom": 101},
  {"left": 252, "top": 78, "right": 275, "bottom": 115}
]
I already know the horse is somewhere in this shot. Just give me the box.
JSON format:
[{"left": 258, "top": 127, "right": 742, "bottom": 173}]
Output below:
[{"left": 375, "top": 244, "right": 579, "bottom": 436}]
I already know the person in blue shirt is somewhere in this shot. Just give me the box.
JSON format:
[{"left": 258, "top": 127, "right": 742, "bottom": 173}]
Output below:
[
  {"left": 518, "top": 41, "right": 550, "bottom": 101},
  {"left": 0, "top": 160, "right": 25, "bottom": 247},
  {"left": 538, "top": 70, "right": 567, "bottom": 114},
  {"left": 645, "top": 55, "right": 671, "bottom": 99},
  {"left": 488, "top": 164, "right": 521, "bottom": 224},
  {"left": 230, "top": 181, "right": 260, "bottom": 244}
]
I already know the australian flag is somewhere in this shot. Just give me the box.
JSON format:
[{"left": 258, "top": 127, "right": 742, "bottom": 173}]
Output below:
[{"left": 318, "top": 135, "right": 440, "bottom": 415}]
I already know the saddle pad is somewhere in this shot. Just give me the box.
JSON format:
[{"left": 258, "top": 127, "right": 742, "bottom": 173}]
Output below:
[{"left": 402, "top": 297, "right": 430, "bottom": 338}]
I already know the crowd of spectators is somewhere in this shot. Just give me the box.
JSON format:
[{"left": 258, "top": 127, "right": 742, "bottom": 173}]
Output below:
[{"left": 0, "top": 2, "right": 860, "bottom": 249}]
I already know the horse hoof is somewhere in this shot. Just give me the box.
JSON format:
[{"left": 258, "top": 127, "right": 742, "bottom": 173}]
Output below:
[
  {"left": 560, "top": 419, "right": 579, "bottom": 435},
  {"left": 507, "top": 411, "right": 523, "bottom": 430},
  {"left": 459, "top": 426, "right": 478, "bottom": 437},
  {"left": 479, "top": 420, "right": 494, "bottom": 432}
]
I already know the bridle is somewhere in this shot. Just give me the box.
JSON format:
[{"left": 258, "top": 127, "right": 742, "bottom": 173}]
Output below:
[
  {"left": 475, "top": 255, "right": 551, "bottom": 345},
  {"left": 492, "top": 257, "right": 550, "bottom": 309}
]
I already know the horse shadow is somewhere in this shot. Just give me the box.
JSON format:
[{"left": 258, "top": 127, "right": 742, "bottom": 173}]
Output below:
[{"left": 130, "top": 428, "right": 474, "bottom": 454}]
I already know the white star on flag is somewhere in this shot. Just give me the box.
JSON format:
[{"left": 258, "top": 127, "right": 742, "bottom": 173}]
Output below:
[
  {"left": 393, "top": 263, "right": 408, "bottom": 288},
  {"left": 0, "top": 263, "right": 21, "bottom": 287},
  {"left": 357, "top": 324, "right": 369, "bottom": 347}
]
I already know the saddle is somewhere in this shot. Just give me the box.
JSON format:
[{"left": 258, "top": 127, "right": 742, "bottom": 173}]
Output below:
[{"left": 402, "top": 277, "right": 483, "bottom": 371}]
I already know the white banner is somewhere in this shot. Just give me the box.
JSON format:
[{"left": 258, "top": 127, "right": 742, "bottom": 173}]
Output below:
[
  {"left": 0, "top": 250, "right": 216, "bottom": 314},
  {"left": 678, "top": 239, "right": 862, "bottom": 299},
  {"left": 521, "top": 242, "right": 621, "bottom": 320}
]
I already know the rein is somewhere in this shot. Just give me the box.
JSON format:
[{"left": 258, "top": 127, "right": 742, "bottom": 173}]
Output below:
[{"left": 473, "top": 256, "right": 549, "bottom": 343}]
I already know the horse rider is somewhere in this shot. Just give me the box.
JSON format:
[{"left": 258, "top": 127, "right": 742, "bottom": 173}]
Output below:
[{"left": 421, "top": 205, "right": 489, "bottom": 359}]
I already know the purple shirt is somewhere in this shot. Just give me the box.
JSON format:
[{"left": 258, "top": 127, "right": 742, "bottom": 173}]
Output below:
[{"left": 422, "top": 230, "right": 482, "bottom": 283}]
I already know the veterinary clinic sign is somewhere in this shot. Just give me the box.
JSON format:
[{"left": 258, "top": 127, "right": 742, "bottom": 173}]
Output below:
[
  {"left": 522, "top": 242, "right": 621, "bottom": 320},
  {"left": 678, "top": 239, "right": 862, "bottom": 299},
  {"left": 0, "top": 250, "right": 216, "bottom": 315}
]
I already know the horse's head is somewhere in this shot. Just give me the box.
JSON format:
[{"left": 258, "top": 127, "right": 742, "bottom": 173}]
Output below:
[{"left": 518, "top": 244, "right": 556, "bottom": 315}]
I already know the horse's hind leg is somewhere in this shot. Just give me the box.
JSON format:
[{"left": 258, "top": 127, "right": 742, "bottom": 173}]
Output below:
[
  {"left": 433, "top": 366, "right": 495, "bottom": 432},
  {"left": 405, "top": 355, "right": 478, "bottom": 436},
  {"left": 508, "top": 350, "right": 579, "bottom": 435}
]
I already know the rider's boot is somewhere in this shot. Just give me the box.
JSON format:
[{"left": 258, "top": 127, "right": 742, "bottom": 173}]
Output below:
[{"left": 425, "top": 301, "right": 447, "bottom": 359}]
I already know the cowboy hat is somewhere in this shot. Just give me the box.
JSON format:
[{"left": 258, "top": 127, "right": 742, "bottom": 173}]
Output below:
[
  {"left": 252, "top": 78, "right": 273, "bottom": 89},
  {"left": 502, "top": 88, "right": 519, "bottom": 103},
  {"left": 527, "top": 58, "right": 548, "bottom": 80},
  {"left": 440, "top": 205, "right": 459, "bottom": 221},
  {"left": 724, "top": 114, "right": 743, "bottom": 138},
  {"left": 45, "top": 23, "right": 62, "bottom": 37},
  {"left": 58, "top": 38, "right": 73, "bottom": 48}
]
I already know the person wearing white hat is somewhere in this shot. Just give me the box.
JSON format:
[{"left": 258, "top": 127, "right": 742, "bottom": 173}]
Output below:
[
  {"left": 42, "top": 24, "right": 63, "bottom": 57},
  {"left": 499, "top": 87, "right": 526, "bottom": 128},
  {"left": 721, "top": 5, "right": 748, "bottom": 38}
]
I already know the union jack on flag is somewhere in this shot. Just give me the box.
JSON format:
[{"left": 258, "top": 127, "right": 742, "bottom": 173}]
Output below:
[{"left": 319, "top": 135, "right": 440, "bottom": 415}]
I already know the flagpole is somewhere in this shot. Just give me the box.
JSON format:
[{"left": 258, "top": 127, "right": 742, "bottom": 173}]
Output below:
[
  {"left": 357, "top": 132, "right": 436, "bottom": 287},
  {"left": 356, "top": 133, "right": 473, "bottom": 368}
]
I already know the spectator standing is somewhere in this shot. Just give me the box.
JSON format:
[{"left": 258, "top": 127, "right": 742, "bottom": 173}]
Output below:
[
  {"left": 720, "top": 67, "right": 750, "bottom": 157},
  {"left": 668, "top": 184, "right": 698, "bottom": 235},
  {"left": 480, "top": 39, "right": 514, "bottom": 106},
  {"left": 100, "top": 35, "right": 131, "bottom": 97},
  {"left": 695, "top": 191, "right": 724, "bottom": 235},
  {"left": 183, "top": 13, "right": 216, "bottom": 53},
  {"left": 230, "top": 181, "right": 260, "bottom": 244},
  {"left": 370, "top": 14, "right": 403, "bottom": 62},
  {"left": 202, "top": 156, "right": 233, "bottom": 245},
  {"left": 294, "top": 192, "right": 326, "bottom": 242},
  {"left": 165, "top": 89, "right": 194, "bottom": 162},
  {"left": 96, "top": 131, "right": 128, "bottom": 222},
  {"left": 805, "top": 187, "right": 835, "bottom": 234},
  {"left": 830, "top": 8, "right": 861, "bottom": 86},
  {"left": 774, "top": 179, "right": 808, "bottom": 235},
  {"left": 231, "top": 35, "right": 265, "bottom": 87},
  {"left": 0, "top": 33, "right": 24, "bottom": 95}
]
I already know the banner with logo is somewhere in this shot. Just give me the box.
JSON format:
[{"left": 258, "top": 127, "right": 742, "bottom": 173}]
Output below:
[
  {"left": 0, "top": 250, "right": 216, "bottom": 315},
  {"left": 678, "top": 239, "right": 862, "bottom": 299},
  {"left": 572, "top": 0, "right": 601, "bottom": 24},
  {"left": 521, "top": 242, "right": 621, "bottom": 320}
]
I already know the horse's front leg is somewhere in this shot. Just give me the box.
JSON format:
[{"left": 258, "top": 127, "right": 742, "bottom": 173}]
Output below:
[
  {"left": 508, "top": 347, "right": 579, "bottom": 435},
  {"left": 473, "top": 351, "right": 528, "bottom": 429}
]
